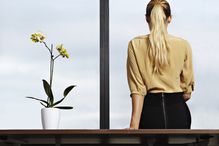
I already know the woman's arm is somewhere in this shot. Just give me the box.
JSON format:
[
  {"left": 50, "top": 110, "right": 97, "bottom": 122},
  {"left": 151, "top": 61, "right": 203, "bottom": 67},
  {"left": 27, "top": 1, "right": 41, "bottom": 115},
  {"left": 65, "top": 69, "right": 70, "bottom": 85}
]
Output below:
[
  {"left": 180, "top": 40, "right": 195, "bottom": 99},
  {"left": 127, "top": 41, "right": 146, "bottom": 129},
  {"left": 129, "top": 94, "right": 144, "bottom": 129}
]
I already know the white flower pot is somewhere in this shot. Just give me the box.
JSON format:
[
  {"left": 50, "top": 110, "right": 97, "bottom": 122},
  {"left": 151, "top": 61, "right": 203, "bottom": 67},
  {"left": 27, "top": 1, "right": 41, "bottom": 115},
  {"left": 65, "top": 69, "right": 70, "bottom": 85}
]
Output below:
[{"left": 41, "top": 108, "right": 60, "bottom": 129}]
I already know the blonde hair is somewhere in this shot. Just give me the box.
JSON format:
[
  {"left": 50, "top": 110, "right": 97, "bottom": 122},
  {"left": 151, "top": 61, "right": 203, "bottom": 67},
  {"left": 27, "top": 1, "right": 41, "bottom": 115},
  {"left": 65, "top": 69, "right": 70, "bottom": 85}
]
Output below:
[{"left": 146, "top": 0, "right": 171, "bottom": 73}]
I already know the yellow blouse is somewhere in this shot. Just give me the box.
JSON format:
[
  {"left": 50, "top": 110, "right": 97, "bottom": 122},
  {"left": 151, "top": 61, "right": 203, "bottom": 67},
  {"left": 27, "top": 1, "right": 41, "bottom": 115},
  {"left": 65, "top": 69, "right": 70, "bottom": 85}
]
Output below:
[{"left": 127, "top": 35, "right": 195, "bottom": 97}]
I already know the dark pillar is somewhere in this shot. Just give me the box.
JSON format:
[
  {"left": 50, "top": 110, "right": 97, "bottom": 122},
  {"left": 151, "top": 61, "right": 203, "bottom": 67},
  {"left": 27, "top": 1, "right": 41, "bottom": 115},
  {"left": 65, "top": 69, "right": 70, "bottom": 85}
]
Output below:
[{"left": 100, "top": 0, "right": 110, "bottom": 129}]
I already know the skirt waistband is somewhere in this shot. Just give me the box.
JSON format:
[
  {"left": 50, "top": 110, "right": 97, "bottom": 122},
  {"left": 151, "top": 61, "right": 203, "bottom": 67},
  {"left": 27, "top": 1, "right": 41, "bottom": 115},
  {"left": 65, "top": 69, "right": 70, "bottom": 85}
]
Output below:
[
  {"left": 146, "top": 92, "right": 184, "bottom": 97},
  {"left": 144, "top": 92, "right": 184, "bottom": 106}
]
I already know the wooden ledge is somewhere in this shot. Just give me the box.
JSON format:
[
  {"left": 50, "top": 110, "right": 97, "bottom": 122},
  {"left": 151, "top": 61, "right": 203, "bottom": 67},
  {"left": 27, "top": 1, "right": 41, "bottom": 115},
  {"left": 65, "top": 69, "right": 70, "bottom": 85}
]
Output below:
[
  {"left": 0, "top": 129, "right": 219, "bottom": 135},
  {"left": 0, "top": 130, "right": 218, "bottom": 145}
]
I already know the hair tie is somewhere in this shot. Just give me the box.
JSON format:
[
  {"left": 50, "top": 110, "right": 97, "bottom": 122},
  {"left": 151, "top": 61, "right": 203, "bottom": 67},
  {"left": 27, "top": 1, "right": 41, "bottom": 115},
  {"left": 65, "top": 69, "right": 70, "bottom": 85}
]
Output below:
[{"left": 152, "top": 0, "right": 163, "bottom": 5}]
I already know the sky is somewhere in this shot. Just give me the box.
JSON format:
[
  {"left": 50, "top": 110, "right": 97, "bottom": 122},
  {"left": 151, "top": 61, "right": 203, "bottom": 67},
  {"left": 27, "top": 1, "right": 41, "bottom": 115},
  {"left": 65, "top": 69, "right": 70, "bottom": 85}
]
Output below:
[{"left": 0, "top": 0, "right": 219, "bottom": 129}]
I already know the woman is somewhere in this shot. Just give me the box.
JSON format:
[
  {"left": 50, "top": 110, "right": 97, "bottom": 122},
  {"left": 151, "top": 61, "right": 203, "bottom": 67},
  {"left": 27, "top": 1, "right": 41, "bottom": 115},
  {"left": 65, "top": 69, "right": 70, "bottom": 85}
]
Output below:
[{"left": 127, "top": 0, "right": 194, "bottom": 129}]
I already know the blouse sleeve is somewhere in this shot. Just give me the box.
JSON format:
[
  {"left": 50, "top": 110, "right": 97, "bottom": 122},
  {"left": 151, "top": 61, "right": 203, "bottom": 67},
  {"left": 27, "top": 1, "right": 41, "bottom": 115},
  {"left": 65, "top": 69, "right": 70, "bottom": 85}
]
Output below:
[
  {"left": 180, "top": 41, "right": 195, "bottom": 93},
  {"left": 127, "top": 41, "right": 147, "bottom": 97}
]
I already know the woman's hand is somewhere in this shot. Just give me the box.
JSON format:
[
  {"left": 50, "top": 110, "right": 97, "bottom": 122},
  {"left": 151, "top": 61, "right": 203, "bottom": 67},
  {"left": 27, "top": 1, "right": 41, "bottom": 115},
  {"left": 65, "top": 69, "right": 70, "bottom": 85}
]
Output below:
[
  {"left": 126, "top": 127, "right": 138, "bottom": 130},
  {"left": 129, "top": 116, "right": 139, "bottom": 130},
  {"left": 183, "top": 93, "right": 191, "bottom": 101}
]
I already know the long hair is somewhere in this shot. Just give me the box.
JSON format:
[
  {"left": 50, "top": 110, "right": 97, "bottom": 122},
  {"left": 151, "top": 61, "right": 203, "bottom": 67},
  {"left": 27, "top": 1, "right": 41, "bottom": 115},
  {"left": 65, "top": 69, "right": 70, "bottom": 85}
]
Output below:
[{"left": 146, "top": 0, "right": 171, "bottom": 73}]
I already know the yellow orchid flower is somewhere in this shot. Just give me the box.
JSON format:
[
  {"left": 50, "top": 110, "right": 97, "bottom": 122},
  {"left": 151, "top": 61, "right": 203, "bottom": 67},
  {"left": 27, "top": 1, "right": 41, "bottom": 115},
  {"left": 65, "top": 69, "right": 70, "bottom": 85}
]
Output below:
[
  {"left": 56, "top": 44, "right": 69, "bottom": 58},
  {"left": 31, "top": 32, "right": 46, "bottom": 43}
]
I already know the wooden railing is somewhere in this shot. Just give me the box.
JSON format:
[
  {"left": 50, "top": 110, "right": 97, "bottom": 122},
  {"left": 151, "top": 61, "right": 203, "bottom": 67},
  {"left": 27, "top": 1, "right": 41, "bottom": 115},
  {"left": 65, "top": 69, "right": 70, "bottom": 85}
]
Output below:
[{"left": 0, "top": 130, "right": 219, "bottom": 146}]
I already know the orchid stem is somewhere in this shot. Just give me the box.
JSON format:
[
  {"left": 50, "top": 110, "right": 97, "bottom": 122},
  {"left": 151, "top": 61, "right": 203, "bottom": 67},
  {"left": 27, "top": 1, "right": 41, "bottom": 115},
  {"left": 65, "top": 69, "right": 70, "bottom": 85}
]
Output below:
[
  {"left": 50, "top": 44, "right": 54, "bottom": 88},
  {"left": 43, "top": 42, "right": 51, "bottom": 54},
  {"left": 54, "top": 54, "right": 61, "bottom": 60}
]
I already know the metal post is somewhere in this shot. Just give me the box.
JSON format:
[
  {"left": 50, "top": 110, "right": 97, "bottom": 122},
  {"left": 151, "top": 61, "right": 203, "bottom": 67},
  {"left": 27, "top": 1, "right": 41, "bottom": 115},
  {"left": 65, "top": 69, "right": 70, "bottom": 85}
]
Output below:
[{"left": 100, "top": 0, "right": 110, "bottom": 129}]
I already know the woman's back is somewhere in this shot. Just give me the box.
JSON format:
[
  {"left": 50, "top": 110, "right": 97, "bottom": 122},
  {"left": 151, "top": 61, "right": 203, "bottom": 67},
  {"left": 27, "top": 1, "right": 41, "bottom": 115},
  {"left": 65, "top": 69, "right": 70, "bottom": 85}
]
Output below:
[{"left": 127, "top": 34, "right": 194, "bottom": 96}]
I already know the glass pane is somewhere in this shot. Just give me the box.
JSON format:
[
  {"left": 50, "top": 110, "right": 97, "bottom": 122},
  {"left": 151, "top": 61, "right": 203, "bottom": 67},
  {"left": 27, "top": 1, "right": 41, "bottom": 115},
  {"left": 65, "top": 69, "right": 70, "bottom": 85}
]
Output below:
[
  {"left": 110, "top": 0, "right": 147, "bottom": 129},
  {"left": 0, "top": 0, "right": 99, "bottom": 129},
  {"left": 110, "top": 0, "right": 219, "bottom": 129}
]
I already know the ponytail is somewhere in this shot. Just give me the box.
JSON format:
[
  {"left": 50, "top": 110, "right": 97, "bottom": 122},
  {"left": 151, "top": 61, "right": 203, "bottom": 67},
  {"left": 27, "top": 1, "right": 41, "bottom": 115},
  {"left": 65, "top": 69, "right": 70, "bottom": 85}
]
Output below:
[{"left": 146, "top": 0, "right": 171, "bottom": 73}]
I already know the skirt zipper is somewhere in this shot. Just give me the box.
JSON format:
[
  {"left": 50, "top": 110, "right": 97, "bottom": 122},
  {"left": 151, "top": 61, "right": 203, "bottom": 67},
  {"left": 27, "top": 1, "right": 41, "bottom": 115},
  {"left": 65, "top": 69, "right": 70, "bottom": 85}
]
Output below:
[{"left": 162, "top": 93, "right": 167, "bottom": 129}]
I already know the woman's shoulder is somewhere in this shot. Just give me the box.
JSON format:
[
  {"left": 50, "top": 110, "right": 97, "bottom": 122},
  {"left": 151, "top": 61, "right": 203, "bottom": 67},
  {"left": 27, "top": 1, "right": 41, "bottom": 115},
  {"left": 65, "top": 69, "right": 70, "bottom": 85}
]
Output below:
[
  {"left": 168, "top": 35, "right": 192, "bottom": 53},
  {"left": 129, "top": 35, "right": 149, "bottom": 42},
  {"left": 130, "top": 34, "right": 190, "bottom": 44},
  {"left": 168, "top": 34, "right": 190, "bottom": 45},
  {"left": 128, "top": 35, "right": 149, "bottom": 48},
  {"left": 128, "top": 35, "right": 149, "bottom": 52}
]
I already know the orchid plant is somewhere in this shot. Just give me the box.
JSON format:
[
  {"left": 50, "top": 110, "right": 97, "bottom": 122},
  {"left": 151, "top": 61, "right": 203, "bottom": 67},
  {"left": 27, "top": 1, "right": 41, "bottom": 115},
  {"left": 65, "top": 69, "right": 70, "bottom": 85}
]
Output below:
[{"left": 26, "top": 32, "right": 75, "bottom": 109}]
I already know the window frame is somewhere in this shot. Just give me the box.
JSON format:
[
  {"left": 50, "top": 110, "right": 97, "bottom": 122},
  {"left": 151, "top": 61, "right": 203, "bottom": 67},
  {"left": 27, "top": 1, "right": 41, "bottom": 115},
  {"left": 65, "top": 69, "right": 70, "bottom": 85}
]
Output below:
[{"left": 100, "top": 0, "right": 110, "bottom": 129}]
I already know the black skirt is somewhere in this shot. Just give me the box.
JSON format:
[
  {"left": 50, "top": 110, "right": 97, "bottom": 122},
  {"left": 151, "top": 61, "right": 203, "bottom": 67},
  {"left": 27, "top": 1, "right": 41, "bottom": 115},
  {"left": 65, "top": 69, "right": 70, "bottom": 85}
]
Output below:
[{"left": 139, "top": 92, "right": 191, "bottom": 129}]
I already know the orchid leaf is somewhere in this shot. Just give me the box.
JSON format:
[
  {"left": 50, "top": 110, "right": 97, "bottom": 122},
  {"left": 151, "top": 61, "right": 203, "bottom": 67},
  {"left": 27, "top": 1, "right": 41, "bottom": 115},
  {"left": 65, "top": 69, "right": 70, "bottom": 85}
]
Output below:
[
  {"left": 40, "top": 102, "right": 47, "bottom": 107},
  {"left": 52, "top": 97, "right": 65, "bottom": 107},
  {"left": 64, "top": 85, "right": 76, "bottom": 97},
  {"left": 42, "top": 79, "right": 54, "bottom": 105},
  {"left": 55, "top": 106, "right": 73, "bottom": 110},
  {"left": 52, "top": 85, "right": 76, "bottom": 107},
  {"left": 26, "top": 96, "right": 49, "bottom": 106}
]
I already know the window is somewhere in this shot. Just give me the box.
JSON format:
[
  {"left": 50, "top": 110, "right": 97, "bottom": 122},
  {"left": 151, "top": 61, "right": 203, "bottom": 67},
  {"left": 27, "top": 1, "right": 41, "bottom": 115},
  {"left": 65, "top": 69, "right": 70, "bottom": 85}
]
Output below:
[
  {"left": 1, "top": 0, "right": 219, "bottom": 129},
  {"left": 109, "top": 0, "right": 219, "bottom": 129},
  {"left": 0, "top": 0, "right": 99, "bottom": 129}
]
